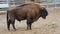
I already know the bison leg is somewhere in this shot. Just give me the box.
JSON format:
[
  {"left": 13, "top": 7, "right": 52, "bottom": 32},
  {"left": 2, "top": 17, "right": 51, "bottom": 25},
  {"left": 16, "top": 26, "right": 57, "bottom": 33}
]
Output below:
[
  {"left": 7, "top": 15, "right": 16, "bottom": 30},
  {"left": 27, "top": 22, "right": 32, "bottom": 30},
  {"left": 7, "top": 20, "right": 11, "bottom": 30},
  {"left": 27, "top": 19, "right": 33, "bottom": 30},
  {"left": 10, "top": 16, "right": 16, "bottom": 31},
  {"left": 7, "top": 19, "right": 16, "bottom": 31},
  {"left": 11, "top": 20, "right": 16, "bottom": 31}
]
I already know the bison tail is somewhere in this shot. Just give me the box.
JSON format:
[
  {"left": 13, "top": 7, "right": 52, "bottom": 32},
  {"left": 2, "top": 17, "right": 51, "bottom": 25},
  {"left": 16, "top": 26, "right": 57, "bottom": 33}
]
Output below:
[
  {"left": 7, "top": 10, "right": 10, "bottom": 22},
  {"left": 7, "top": 10, "right": 11, "bottom": 30},
  {"left": 7, "top": 11, "right": 8, "bottom": 21}
]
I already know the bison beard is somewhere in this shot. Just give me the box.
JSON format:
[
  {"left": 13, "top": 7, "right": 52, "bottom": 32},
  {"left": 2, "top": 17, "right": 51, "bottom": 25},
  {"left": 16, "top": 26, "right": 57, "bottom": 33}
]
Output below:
[{"left": 7, "top": 2, "right": 48, "bottom": 31}]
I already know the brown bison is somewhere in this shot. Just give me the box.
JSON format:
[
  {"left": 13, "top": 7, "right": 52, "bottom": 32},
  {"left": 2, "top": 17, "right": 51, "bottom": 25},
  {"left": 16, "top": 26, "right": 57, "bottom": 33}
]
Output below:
[{"left": 7, "top": 2, "right": 48, "bottom": 31}]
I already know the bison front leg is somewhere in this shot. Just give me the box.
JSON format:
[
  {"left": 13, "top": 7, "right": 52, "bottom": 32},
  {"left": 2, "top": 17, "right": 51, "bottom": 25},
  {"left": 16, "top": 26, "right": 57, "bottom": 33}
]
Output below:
[{"left": 27, "top": 19, "right": 33, "bottom": 30}]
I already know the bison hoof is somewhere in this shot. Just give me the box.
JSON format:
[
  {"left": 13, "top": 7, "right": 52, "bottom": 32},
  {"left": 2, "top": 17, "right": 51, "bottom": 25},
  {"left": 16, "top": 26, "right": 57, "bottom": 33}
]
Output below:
[
  {"left": 27, "top": 28, "right": 32, "bottom": 30},
  {"left": 8, "top": 28, "right": 10, "bottom": 31},
  {"left": 14, "top": 29, "right": 16, "bottom": 31}
]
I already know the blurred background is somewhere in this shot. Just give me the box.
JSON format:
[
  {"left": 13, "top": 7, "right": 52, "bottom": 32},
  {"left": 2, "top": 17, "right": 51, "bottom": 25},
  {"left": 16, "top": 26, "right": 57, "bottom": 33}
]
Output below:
[{"left": 0, "top": 0, "right": 60, "bottom": 11}]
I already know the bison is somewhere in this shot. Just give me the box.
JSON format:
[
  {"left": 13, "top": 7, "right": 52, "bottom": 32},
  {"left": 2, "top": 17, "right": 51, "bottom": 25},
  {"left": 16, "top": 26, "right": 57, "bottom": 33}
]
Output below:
[{"left": 7, "top": 2, "right": 48, "bottom": 31}]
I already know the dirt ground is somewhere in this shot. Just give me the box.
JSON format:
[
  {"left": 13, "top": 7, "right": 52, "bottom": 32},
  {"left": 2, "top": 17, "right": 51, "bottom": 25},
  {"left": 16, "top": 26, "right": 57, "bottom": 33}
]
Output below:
[{"left": 0, "top": 8, "right": 60, "bottom": 34}]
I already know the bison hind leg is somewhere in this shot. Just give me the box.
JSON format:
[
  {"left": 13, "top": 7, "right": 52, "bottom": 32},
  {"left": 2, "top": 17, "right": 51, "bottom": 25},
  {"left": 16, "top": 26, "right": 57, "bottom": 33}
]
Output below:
[
  {"left": 11, "top": 20, "right": 16, "bottom": 31},
  {"left": 7, "top": 19, "right": 16, "bottom": 31},
  {"left": 7, "top": 20, "right": 11, "bottom": 30}
]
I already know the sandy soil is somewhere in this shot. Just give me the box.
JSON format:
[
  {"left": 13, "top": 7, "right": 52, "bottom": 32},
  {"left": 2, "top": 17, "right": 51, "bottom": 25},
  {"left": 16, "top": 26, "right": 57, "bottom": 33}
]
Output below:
[{"left": 0, "top": 8, "right": 60, "bottom": 34}]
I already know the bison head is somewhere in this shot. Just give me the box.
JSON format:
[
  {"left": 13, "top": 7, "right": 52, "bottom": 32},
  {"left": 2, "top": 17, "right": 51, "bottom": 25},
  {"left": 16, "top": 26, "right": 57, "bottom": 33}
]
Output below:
[{"left": 40, "top": 7, "right": 48, "bottom": 19}]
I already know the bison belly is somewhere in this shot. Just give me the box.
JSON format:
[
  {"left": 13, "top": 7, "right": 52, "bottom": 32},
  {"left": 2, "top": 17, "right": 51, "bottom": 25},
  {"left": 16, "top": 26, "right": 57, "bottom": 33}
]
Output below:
[{"left": 15, "top": 12, "right": 27, "bottom": 21}]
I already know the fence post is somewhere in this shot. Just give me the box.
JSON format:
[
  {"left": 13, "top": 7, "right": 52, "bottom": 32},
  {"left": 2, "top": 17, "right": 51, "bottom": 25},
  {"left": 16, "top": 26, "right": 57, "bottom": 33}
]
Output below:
[
  {"left": 47, "top": 0, "right": 48, "bottom": 8},
  {"left": 55, "top": 0, "right": 56, "bottom": 8}
]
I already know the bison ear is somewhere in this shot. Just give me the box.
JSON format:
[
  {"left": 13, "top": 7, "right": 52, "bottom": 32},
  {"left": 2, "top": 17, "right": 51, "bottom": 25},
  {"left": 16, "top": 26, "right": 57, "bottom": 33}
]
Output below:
[{"left": 40, "top": 7, "right": 48, "bottom": 19}]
